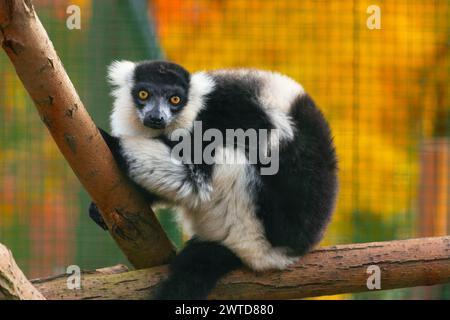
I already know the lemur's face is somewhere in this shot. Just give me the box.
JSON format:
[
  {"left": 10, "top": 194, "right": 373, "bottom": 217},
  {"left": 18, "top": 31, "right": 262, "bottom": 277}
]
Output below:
[{"left": 131, "top": 62, "right": 190, "bottom": 129}]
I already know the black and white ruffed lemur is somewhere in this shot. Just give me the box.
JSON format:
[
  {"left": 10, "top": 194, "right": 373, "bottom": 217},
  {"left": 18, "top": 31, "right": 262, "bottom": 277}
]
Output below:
[{"left": 88, "top": 60, "right": 338, "bottom": 299}]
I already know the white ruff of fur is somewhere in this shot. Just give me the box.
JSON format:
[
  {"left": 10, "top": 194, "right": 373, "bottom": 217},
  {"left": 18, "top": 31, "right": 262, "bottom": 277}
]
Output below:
[
  {"left": 109, "top": 64, "right": 215, "bottom": 138},
  {"left": 258, "top": 70, "right": 305, "bottom": 143},
  {"left": 108, "top": 60, "right": 152, "bottom": 138}
]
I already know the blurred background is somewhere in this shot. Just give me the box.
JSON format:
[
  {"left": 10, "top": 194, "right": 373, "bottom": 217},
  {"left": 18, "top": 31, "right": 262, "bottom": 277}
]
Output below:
[{"left": 0, "top": 0, "right": 448, "bottom": 299}]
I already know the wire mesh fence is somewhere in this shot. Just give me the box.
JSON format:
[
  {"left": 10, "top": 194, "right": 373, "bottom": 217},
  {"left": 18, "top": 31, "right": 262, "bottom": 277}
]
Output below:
[{"left": 0, "top": 0, "right": 448, "bottom": 299}]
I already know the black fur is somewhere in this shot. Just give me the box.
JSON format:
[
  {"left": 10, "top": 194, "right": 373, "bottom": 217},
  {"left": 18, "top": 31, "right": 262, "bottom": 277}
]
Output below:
[
  {"left": 89, "top": 61, "right": 338, "bottom": 300},
  {"left": 198, "top": 73, "right": 273, "bottom": 132},
  {"left": 132, "top": 61, "right": 191, "bottom": 127},
  {"left": 97, "top": 127, "right": 129, "bottom": 172},
  {"left": 182, "top": 77, "right": 337, "bottom": 255},
  {"left": 89, "top": 202, "right": 108, "bottom": 230},
  {"left": 181, "top": 72, "right": 275, "bottom": 191},
  {"left": 254, "top": 94, "right": 337, "bottom": 254},
  {"left": 153, "top": 238, "right": 242, "bottom": 300},
  {"left": 133, "top": 61, "right": 190, "bottom": 95}
]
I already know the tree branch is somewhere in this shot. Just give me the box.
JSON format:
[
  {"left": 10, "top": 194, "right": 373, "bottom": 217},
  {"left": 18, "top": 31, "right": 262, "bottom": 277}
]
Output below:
[
  {"left": 0, "top": 0, "right": 175, "bottom": 268},
  {"left": 0, "top": 243, "right": 45, "bottom": 300},
  {"left": 31, "top": 236, "right": 450, "bottom": 300}
]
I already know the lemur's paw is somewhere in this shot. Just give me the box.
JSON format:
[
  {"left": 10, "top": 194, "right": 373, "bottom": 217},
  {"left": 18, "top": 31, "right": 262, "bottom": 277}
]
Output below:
[{"left": 88, "top": 202, "right": 108, "bottom": 231}]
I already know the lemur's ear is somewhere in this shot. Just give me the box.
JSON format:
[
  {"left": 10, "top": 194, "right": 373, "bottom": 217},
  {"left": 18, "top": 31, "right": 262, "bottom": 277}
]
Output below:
[{"left": 107, "top": 60, "right": 135, "bottom": 87}]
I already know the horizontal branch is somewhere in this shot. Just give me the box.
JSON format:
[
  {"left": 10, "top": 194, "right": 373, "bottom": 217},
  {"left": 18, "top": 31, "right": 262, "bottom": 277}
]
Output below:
[{"left": 32, "top": 236, "right": 450, "bottom": 300}]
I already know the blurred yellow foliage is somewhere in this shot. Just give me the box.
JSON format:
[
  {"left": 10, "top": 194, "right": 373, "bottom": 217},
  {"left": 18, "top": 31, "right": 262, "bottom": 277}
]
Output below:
[{"left": 151, "top": 0, "right": 449, "bottom": 241}]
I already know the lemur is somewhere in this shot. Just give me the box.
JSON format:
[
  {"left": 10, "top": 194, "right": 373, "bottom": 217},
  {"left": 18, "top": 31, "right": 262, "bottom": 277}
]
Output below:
[{"left": 88, "top": 60, "right": 338, "bottom": 299}]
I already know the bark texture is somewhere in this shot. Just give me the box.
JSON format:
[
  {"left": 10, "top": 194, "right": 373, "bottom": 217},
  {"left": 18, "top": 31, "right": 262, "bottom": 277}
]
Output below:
[
  {"left": 31, "top": 236, "right": 450, "bottom": 300},
  {"left": 0, "top": 0, "right": 175, "bottom": 268},
  {"left": 0, "top": 243, "right": 46, "bottom": 300}
]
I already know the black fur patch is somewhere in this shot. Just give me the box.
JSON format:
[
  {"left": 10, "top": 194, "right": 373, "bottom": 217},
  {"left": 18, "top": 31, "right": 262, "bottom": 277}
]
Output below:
[
  {"left": 254, "top": 93, "right": 338, "bottom": 255},
  {"left": 179, "top": 72, "right": 275, "bottom": 187},
  {"left": 153, "top": 238, "right": 242, "bottom": 300},
  {"left": 88, "top": 202, "right": 108, "bottom": 230},
  {"left": 133, "top": 61, "right": 190, "bottom": 89},
  {"left": 198, "top": 72, "right": 273, "bottom": 132}
]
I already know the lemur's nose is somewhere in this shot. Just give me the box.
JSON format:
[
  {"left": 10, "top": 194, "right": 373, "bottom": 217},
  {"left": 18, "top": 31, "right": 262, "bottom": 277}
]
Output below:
[
  {"left": 144, "top": 113, "right": 165, "bottom": 129},
  {"left": 150, "top": 116, "right": 163, "bottom": 123}
]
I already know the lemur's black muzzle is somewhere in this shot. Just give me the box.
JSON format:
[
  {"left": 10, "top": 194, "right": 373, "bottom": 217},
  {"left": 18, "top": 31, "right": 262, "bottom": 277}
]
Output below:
[{"left": 144, "top": 111, "right": 166, "bottom": 129}]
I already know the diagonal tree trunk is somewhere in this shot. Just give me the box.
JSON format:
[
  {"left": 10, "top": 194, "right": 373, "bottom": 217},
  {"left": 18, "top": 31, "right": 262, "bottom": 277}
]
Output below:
[{"left": 0, "top": 0, "right": 175, "bottom": 268}]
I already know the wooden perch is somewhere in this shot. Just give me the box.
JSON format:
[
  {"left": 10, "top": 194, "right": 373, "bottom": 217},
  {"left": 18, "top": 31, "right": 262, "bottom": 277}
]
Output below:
[
  {"left": 0, "top": 0, "right": 175, "bottom": 268},
  {"left": 28, "top": 236, "right": 450, "bottom": 300},
  {"left": 0, "top": 243, "right": 45, "bottom": 300}
]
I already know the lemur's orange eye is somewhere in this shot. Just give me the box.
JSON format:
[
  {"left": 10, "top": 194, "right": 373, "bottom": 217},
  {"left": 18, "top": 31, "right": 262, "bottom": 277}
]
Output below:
[
  {"left": 138, "top": 90, "right": 149, "bottom": 100},
  {"left": 170, "top": 95, "right": 181, "bottom": 105}
]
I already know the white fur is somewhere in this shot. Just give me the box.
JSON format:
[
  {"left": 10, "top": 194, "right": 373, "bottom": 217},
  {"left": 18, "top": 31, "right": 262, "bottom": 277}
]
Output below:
[
  {"left": 258, "top": 71, "right": 305, "bottom": 113},
  {"left": 108, "top": 60, "right": 136, "bottom": 88},
  {"left": 110, "top": 85, "right": 153, "bottom": 138},
  {"left": 179, "top": 146, "right": 297, "bottom": 270},
  {"left": 166, "top": 72, "right": 215, "bottom": 135},
  {"left": 122, "top": 139, "right": 297, "bottom": 270},
  {"left": 121, "top": 136, "right": 212, "bottom": 207},
  {"left": 109, "top": 64, "right": 299, "bottom": 271},
  {"left": 258, "top": 71, "right": 304, "bottom": 142},
  {"left": 108, "top": 60, "right": 155, "bottom": 138}
]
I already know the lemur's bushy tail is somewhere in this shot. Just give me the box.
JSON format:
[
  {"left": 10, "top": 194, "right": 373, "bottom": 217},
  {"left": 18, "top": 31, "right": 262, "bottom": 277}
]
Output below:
[{"left": 153, "top": 238, "right": 242, "bottom": 300}]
